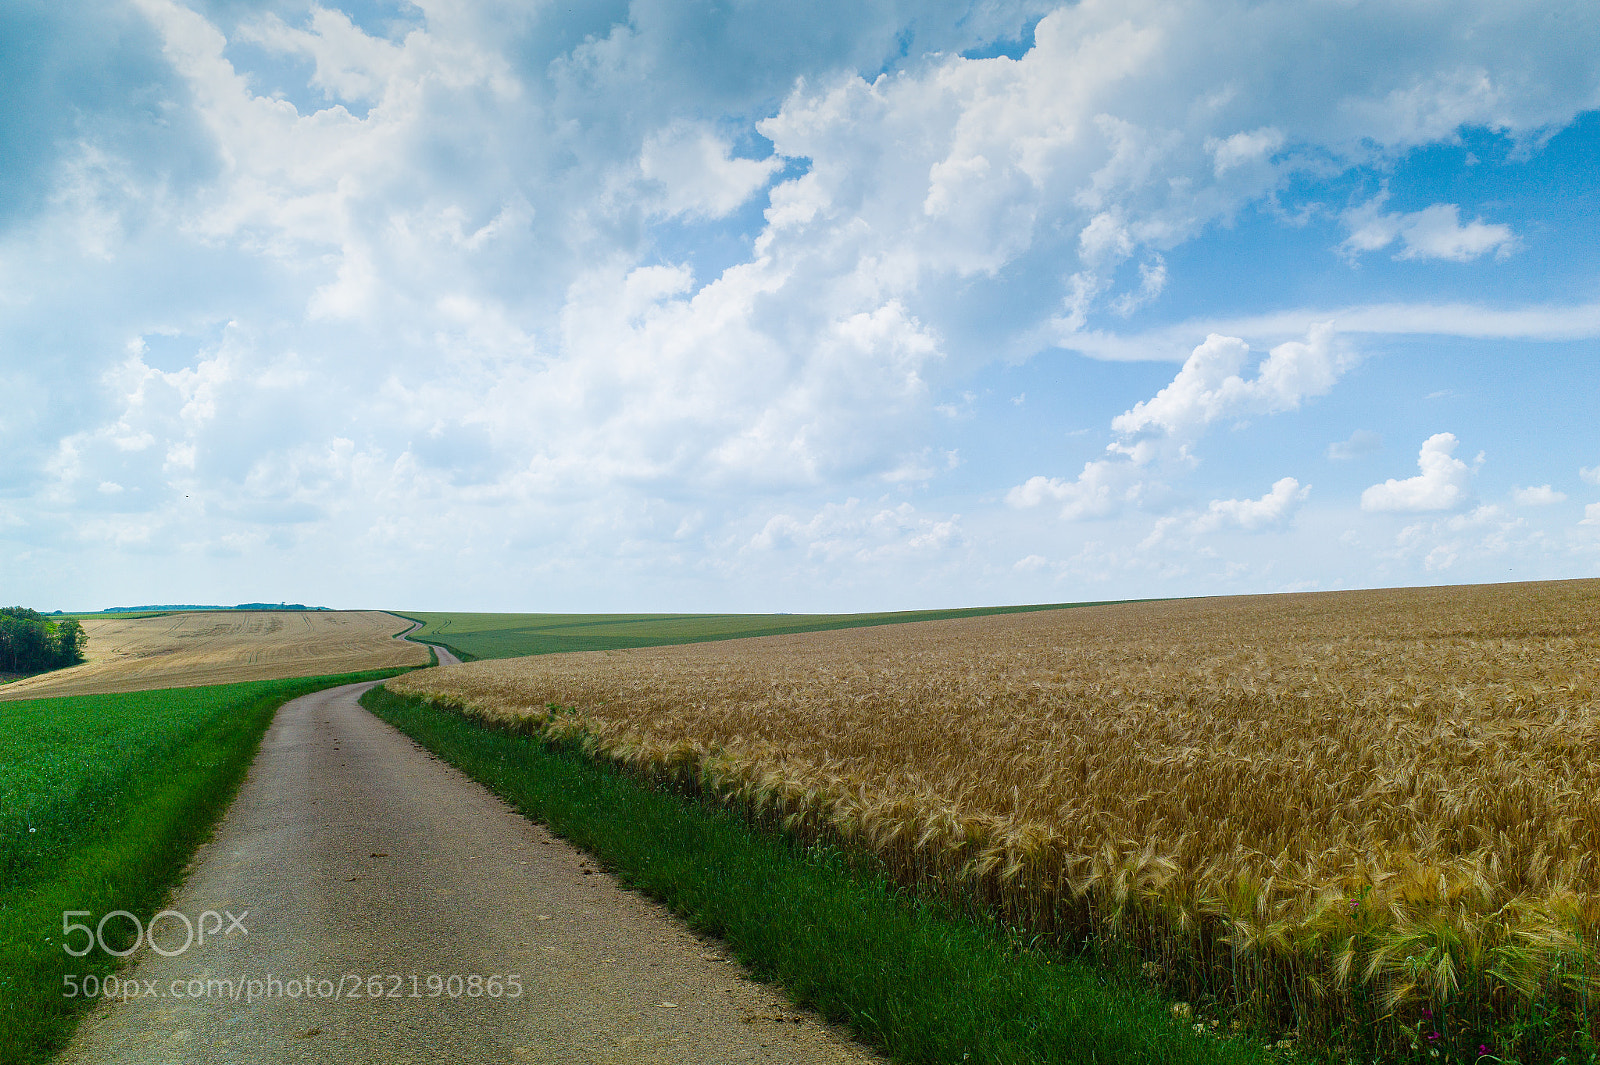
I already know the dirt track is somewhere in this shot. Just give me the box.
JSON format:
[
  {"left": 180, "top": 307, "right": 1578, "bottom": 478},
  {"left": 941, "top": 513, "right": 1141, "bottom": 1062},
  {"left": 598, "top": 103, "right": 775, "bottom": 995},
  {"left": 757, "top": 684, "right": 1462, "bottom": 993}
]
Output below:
[
  {"left": 397, "top": 619, "right": 463, "bottom": 667},
  {"left": 58, "top": 680, "right": 876, "bottom": 1064}
]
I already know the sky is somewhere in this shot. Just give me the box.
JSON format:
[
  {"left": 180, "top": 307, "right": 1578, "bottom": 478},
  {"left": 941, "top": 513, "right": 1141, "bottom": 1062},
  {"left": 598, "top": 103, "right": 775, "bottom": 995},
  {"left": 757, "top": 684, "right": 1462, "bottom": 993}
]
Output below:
[{"left": 2, "top": 0, "right": 1598, "bottom": 613}]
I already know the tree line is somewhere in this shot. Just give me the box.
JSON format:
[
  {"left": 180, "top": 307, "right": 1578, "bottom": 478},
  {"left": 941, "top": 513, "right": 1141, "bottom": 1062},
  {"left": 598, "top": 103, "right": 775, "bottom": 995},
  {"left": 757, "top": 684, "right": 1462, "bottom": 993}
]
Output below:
[{"left": 0, "top": 607, "right": 87, "bottom": 673}]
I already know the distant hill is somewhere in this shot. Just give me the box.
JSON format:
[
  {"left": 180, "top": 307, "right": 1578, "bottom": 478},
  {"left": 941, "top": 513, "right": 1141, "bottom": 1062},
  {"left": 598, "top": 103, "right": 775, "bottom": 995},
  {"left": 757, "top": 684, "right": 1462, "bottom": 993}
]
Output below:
[{"left": 68, "top": 603, "right": 329, "bottom": 614}]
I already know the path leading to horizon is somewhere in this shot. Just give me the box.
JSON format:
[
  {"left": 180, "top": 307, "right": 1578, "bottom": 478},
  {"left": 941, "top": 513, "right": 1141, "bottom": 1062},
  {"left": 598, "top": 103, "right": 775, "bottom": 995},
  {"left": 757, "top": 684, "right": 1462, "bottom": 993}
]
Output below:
[
  {"left": 60, "top": 680, "right": 874, "bottom": 1064},
  {"left": 395, "top": 616, "right": 463, "bottom": 666}
]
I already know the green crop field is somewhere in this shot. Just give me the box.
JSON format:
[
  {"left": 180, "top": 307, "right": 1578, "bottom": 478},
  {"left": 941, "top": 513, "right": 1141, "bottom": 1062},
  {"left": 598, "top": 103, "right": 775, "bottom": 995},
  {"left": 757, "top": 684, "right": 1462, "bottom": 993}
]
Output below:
[
  {"left": 392, "top": 600, "right": 1144, "bottom": 661},
  {"left": 0, "top": 669, "right": 407, "bottom": 1064}
]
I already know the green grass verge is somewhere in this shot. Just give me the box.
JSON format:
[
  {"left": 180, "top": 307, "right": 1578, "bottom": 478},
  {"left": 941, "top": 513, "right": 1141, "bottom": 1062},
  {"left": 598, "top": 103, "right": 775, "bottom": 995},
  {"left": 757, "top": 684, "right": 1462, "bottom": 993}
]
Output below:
[
  {"left": 0, "top": 669, "right": 408, "bottom": 1065},
  {"left": 360, "top": 684, "right": 1264, "bottom": 1065},
  {"left": 391, "top": 600, "right": 1156, "bottom": 661}
]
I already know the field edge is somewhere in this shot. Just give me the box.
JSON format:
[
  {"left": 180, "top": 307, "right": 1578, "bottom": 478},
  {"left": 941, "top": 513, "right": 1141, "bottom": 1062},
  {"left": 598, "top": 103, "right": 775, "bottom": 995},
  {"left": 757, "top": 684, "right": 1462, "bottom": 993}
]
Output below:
[
  {"left": 0, "top": 668, "right": 413, "bottom": 1065},
  {"left": 388, "top": 599, "right": 1162, "bottom": 661},
  {"left": 359, "top": 683, "right": 1267, "bottom": 1065},
  {"left": 385, "top": 610, "right": 479, "bottom": 662}
]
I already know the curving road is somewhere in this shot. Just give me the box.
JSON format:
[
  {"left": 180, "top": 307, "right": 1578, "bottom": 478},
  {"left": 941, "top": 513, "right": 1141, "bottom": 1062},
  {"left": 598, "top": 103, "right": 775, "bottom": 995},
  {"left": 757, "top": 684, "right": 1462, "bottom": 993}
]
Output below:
[
  {"left": 60, "top": 674, "right": 874, "bottom": 1063},
  {"left": 390, "top": 617, "right": 462, "bottom": 666}
]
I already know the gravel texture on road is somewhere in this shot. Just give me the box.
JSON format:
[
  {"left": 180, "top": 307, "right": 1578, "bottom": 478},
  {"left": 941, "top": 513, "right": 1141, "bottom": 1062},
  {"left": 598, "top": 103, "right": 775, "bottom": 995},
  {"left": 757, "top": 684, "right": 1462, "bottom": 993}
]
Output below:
[{"left": 59, "top": 680, "right": 876, "bottom": 1064}]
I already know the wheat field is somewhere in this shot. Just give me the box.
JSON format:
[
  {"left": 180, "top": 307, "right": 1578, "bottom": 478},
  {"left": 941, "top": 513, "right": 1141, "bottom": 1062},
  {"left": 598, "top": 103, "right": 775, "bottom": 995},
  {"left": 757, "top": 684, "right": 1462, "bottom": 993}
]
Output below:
[
  {"left": 393, "top": 580, "right": 1600, "bottom": 1055},
  {"left": 0, "top": 610, "right": 426, "bottom": 700}
]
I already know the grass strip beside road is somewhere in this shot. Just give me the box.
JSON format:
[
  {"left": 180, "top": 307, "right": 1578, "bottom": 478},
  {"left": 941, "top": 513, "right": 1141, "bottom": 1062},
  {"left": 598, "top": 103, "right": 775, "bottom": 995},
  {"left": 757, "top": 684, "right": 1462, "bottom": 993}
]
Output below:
[
  {"left": 0, "top": 669, "right": 409, "bottom": 1065},
  {"left": 361, "top": 684, "right": 1264, "bottom": 1065}
]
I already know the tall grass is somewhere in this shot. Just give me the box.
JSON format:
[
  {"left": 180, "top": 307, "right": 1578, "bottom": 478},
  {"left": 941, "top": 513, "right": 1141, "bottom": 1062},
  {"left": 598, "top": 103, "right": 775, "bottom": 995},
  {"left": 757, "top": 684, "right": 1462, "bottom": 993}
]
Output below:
[{"left": 392, "top": 580, "right": 1600, "bottom": 1062}]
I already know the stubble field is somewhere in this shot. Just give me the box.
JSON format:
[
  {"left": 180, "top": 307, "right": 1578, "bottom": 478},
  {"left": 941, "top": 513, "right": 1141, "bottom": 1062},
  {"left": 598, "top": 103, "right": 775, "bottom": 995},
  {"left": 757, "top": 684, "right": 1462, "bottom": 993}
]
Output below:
[
  {"left": 0, "top": 610, "right": 426, "bottom": 700},
  {"left": 392, "top": 579, "right": 1600, "bottom": 1058}
]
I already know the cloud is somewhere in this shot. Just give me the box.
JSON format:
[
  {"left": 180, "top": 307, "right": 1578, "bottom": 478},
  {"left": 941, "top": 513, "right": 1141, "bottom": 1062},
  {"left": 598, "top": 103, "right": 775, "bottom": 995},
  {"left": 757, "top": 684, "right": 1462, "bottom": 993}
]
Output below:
[
  {"left": 755, "top": 0, "right": 1600, "bottom": 351},
  {"left": 1341, "top": 193, "right": 1517, "bottom": 262},
  {"left": 1192, "top": 477, "right": 1309, "bottom": 532},
  {"left": 1005, "top": 459, "right": 1143, "bottom": 520},
  {"left": 1134, "top": 475, "right": 1309, "bottom": 547},
  {"left": 1581, "top": 465, "right": 1600, "bottom": 486},
  {"left": 1361, "top": 433, "right": 1476, "bottom": 512},
  {"left": 1110, "top": 255, "right": 1167, "bottom": 316},
  {"left": 1111, "top": 324, "right": 1350, "bottom": 439},
  {"left": 1327, "top": 429, "right": 1382, "bottom": 460},
  {"left": 638, "top": 123, "right": 782, "bottom": 219},
  {"left": 1206, "top": 127, "right": 1285, "bottom": 176},
  {"left": 1583, "top": 503, "right": 1600, "bottom": 527},
  {"left": 1391, "top": 504, "right": 1526, "bottom": 572},
  {"left": 4, "top": 0, "right": 1600, "bottom": 609},
  {"left": 1011, "top": 324, "right": 1336, "bottom": 520},
  {"left": 748, "top": 499, "right": 963, "bottom": 563},
  {"left": 234, "top": 8, "right": 404, "bottom": 107},
  {"left": 1060, "top": 299, "right": 1600, "bottom": 362},
  {"left": 0, "top": 0, "right": 216, "bottom": 233},
  {"left": 1512, "top": 484, "right": 1566, "bottom": 505},
  {"left": 881, "top": 448, "right": 960, "bottom": 485}
]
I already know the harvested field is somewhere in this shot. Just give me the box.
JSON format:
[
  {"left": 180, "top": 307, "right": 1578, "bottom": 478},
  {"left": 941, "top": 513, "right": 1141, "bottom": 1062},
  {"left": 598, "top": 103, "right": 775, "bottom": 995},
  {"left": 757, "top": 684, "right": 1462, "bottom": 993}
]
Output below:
[
  {"left": 393, "top": 579, "right": 1600, "bottom": 1058},
  {"left": 0, "top": 611, "right": 425, "bottom": 700}
]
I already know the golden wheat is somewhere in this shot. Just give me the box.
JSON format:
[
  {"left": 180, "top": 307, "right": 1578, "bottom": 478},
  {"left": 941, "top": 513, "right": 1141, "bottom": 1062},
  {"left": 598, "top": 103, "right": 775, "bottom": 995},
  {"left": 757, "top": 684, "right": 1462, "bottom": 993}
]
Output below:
[
  {"left": 0, "top": 610, "right": 426, "bottom": 699},
  {"left": 392, "top": 580, "right": 1600, "bottom": 1052}
]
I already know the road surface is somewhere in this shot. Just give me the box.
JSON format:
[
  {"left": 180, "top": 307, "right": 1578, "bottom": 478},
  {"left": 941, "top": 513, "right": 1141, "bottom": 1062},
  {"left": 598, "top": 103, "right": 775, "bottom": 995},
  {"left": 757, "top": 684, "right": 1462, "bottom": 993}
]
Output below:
[
  {"left": 391, "top": 617, "right": 462, "bottom": 666},
  {"left": 59, "top": 679, "right": 875, "bottom": 1064}
]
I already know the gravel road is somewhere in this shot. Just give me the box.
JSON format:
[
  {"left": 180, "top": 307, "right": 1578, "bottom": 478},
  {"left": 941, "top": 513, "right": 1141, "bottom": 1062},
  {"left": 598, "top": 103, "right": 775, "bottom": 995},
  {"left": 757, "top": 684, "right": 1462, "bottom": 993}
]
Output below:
[
  {"left": 59, "top": 680, "right": 877, "bottom": 1064},
  {"left": 391, "top": 618, "right": 462, "bottom": 666}
]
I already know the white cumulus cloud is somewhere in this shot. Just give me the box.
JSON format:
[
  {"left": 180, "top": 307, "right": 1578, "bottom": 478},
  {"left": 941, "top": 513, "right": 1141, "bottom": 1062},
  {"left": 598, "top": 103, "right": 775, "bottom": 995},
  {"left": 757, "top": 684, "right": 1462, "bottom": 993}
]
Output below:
[
  {"left": 235, "top": 7, "right": 405, "bottom": 106},
  {"left": 1005, "top": 459, "right": 1143, "bottom": 520},
  {"left": 638, "top": 123, "right": 783, "bottom": 220},
  {"left": 1206, "top": 126, "right": 1285, "bottom": 175},
  {"left": 1512, "top": 484, "right": 1566, "bottom": 505},
  {"left": 1361, "top": 433, "right": 1476, "bottom": 512},
  {"left": 1341, "top": 193, "right": 1517, "bottom": 262},
  {"left": 1010, "top": 324, "right": 1338, "bottom": 521},
  {"left": 1111, "top": 324, "right": 1350, "bottom": 440},
  {"left": 1193, "top": 477, "right": 1309, "bottom": 532}
]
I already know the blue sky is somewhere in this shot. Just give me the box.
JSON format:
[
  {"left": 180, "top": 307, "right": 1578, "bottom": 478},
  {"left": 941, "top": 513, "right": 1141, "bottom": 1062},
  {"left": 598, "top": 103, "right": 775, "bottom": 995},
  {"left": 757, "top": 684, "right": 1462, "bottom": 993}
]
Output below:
[{"left": 2, "top": 0, "right": 1598, "bottom": 612}]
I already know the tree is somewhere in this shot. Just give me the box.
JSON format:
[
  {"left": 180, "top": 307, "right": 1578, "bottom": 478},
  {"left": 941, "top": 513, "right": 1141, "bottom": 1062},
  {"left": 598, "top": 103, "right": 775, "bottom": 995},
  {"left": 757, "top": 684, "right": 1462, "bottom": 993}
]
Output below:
[
  {"left": 0, "top": 614, "right": 21, "bottom": 672},
  {"left": 0, "top": 607, "right": 87, "bottom": 673},
  {"left": 51, "top": 619, "right": 86, "bottom": 666}
]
